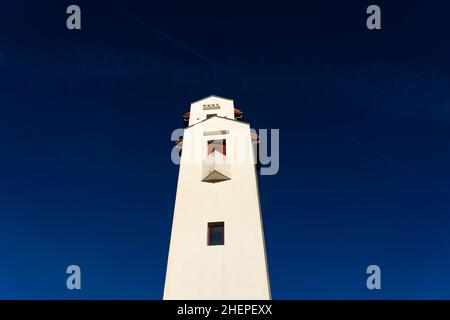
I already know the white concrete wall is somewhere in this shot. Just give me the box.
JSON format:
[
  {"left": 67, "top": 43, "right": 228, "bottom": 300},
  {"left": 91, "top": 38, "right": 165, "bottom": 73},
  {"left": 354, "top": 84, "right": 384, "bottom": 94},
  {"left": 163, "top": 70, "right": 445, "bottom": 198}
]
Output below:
[{"left": 164, "top": 98, "right": 271, "bottom": 300}]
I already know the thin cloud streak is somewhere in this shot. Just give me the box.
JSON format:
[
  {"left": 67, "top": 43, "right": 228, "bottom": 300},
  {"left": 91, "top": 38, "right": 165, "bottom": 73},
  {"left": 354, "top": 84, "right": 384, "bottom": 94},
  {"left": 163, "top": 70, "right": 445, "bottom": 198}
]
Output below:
[
  {"left": 347, "top": 136, "right": 418, "bottom": 177},
  {"left": 380, "top": 154, "right": 418, "bottom": 177},
  {"left": 130, "top": 16, "right": 219, "bottom": 68}
]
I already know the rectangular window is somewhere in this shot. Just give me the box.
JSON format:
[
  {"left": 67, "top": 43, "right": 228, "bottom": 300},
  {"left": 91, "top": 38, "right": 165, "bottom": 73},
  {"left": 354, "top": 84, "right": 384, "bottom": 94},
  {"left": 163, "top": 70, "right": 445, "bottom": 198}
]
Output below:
[
  {"left": 207, "top": 139, "right": 226, "bottom": 155},
  {"left": 206, "top": 113, "right": 217, "bottom": 119},
  {"left": 207, "top": 222, "right": 224, "bottom": 246}
]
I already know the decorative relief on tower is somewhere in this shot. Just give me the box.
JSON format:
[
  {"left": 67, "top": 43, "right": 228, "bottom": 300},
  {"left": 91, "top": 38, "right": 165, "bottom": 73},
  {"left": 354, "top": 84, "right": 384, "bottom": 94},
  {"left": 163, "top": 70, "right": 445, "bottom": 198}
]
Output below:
[{"left": 203, "top": 103, "right": 221, "bottom": 110}]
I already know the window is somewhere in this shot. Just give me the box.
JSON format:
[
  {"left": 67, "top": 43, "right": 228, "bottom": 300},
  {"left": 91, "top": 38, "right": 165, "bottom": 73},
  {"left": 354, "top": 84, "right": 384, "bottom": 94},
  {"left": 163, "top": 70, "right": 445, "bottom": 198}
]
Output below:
[
  {"left": 207, "top": 139, "right": 226, "bottom": 155},
  {"left": 206, "top": 113, "right": 217, "bottom": 119},
  {"left": 207, "top": 222, "right": 224, "bottom": 246}
]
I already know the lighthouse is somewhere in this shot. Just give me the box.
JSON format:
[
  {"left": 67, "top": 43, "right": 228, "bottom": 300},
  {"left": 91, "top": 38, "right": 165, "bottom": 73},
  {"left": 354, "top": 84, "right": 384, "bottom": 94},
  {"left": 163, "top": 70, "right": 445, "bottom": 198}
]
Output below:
[{"left": 164, "top": 96, "right": 271, "bottom": 300}]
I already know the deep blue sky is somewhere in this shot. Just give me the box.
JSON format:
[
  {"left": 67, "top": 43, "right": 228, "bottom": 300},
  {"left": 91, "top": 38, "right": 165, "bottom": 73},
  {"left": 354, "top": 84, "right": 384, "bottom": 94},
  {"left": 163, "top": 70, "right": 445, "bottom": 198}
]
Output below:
[{"left": 0, "top": 1, "right": 449, "bottom": 299}]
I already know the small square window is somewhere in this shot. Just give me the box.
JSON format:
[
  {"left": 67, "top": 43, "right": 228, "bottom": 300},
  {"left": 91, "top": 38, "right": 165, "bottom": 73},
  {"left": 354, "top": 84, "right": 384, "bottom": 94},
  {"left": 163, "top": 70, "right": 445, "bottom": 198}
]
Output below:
[
  {"left": 207, "top": 139, "right": 226, "bottom": 155},
  {"left": 208, "top": 222, "right": 224, "bottom": 246}
]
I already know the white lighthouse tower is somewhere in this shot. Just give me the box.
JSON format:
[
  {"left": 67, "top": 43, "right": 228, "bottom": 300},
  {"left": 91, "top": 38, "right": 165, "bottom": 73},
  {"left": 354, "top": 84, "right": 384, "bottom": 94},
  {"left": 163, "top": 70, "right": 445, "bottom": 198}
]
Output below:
[{"left": 163, "top": 96, "right": 271, "bottom": 300}]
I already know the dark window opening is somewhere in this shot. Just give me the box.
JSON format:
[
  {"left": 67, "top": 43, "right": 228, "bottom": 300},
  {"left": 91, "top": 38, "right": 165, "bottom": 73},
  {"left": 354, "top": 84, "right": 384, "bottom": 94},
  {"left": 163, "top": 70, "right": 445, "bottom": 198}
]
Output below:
[
  {"left": 206, "top": 114, "right": 217, "bottom": 119},
  {"left": 207, "top": 139, "right": 226, "bottom": 155},
  {"left": 208, "top": 222, "right": 224, "bottom": 246}
]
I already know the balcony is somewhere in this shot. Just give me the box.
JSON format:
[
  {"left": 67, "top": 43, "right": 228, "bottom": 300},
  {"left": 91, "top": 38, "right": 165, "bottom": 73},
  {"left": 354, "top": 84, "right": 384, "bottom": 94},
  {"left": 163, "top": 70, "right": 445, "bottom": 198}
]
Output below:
[{"left": 201, "top": 150, "right": 231, "bottom": 183}]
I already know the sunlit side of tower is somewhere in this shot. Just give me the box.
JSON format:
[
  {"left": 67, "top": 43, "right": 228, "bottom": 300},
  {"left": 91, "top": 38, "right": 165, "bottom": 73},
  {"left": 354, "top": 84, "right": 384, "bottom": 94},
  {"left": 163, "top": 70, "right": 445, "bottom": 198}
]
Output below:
[{"left": 164, "top": 96, "right": 271, "bottom": 300}]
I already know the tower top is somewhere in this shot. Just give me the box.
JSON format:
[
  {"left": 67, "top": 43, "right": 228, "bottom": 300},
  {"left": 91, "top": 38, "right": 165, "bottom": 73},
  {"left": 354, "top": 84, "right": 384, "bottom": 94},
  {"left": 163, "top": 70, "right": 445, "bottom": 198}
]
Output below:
[
  {"left": 183, "top": 95, "right": 243, "bottom": 127},
  {"left": 190, "top": 95, "right": 234, "bottom": 105}
]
